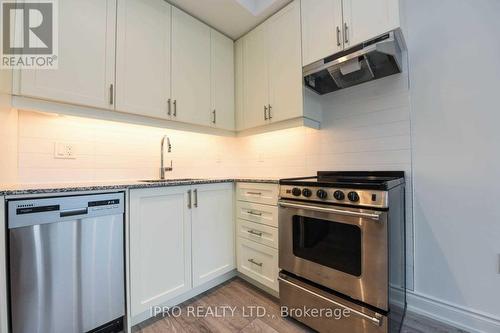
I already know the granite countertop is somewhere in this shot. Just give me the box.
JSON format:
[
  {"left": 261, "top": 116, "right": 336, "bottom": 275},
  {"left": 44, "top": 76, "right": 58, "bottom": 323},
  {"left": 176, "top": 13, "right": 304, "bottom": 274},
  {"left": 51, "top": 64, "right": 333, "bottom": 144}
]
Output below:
[{"left": 0, "top": 178, "right": 279, "bottom": 196}]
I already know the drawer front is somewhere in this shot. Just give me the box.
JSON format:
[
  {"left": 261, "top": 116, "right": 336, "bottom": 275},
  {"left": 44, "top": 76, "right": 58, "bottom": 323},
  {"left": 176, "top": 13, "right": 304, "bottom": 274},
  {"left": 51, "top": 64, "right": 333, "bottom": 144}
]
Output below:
[
  {"left": 279, "top": 273, "right": 389, "bottom": 333},
  {"left": 237, "top": 237, "right": 279, "bottom": 291},
  {"left": 237, "top": 219, "right": 278, "bottom": 249},
  {"left": 236, "top": 183, "right": 278, "bottom": 205},
  {"left": 236, "top": 201, "right": 278, "bottom": 227}
]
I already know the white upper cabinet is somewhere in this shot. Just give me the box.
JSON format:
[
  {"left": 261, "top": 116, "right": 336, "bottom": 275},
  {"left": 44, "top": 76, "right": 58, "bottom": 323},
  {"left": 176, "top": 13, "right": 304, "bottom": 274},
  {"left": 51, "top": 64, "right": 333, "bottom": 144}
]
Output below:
[
  {"left": 191, "top": 183, "right": 235, "bottom": 287},
  {"left": 267, "top": 0, "right": 303, "bottom": 123},
  {"left": 210, "top": 30, "right": 235, "bottom": 130},
  {"left": 301, "top": 0, "right": 401, "bottom": 66},
  {"left": 238, "top": 0, "right": 311, "bottom": 131},
  {"left": 115, "top": 0, "right": 171, "bottom": 119},
  {"left": 301, "top": 0, "right": 343, "bottom": 66},
  {"left": 343, "top": 0, "right": 401, "bottom": 48},
  {"left": 242, "top": 25, "right": 269, "bottom": 129},
  {"left": 17, "top": 0, "right": 116, "bottom": 109},
  {"left": 171, "top": 7, "right": 211, "bottom": 127}
]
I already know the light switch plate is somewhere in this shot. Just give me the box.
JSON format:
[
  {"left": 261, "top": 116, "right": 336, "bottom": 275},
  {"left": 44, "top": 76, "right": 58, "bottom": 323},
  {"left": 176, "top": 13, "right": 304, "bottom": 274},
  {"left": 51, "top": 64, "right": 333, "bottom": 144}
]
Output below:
[{"left": 54, "top": 142, "right": 76, "bottom": 159}]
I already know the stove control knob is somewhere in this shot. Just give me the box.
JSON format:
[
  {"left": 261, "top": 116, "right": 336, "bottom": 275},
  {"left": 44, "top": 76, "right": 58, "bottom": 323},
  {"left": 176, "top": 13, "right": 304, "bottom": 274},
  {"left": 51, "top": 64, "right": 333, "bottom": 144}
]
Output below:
[
  {"left": 302, "top": 188, "right": 312, "bottom": 197},
  {"left": 333, "top": 190, "right": 345, "bottom": 201},
  {"left": 292, "top": 188, "right": 302, "bottom": 196},
  {"left": 316, "top": 189, "right": 328, "bottom": 199},
  {"left": 348, "top": 191, "right": 360, "bottom": 202}
]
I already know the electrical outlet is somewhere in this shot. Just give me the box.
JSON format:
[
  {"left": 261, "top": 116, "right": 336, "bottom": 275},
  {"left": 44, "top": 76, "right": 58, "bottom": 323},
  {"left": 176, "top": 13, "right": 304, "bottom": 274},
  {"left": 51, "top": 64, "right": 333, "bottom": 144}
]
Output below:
[{"left": 54, "top": 142, "right": 76, "bottom": 159}]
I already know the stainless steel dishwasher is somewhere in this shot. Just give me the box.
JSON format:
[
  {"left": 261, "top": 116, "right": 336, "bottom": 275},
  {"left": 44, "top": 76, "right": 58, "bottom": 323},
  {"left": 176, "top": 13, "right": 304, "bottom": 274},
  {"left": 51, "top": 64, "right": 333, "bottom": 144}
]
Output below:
[{"left": 7, "top": 192, "right": 125, "bottom": 333}]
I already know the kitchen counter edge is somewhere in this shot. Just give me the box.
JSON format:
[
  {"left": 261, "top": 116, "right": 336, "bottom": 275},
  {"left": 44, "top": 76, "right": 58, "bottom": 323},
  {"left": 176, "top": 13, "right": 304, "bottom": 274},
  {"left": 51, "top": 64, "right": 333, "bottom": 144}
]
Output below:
[{"left": 0, "top": 178, "right": 279, "bottom": 196}]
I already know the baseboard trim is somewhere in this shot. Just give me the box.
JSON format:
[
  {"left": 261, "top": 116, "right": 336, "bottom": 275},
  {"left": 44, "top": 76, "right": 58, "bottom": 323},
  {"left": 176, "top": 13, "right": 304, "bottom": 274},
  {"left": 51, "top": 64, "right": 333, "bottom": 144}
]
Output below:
[{"left": 407, "top": 291, "right": 500, "bottom": 333}]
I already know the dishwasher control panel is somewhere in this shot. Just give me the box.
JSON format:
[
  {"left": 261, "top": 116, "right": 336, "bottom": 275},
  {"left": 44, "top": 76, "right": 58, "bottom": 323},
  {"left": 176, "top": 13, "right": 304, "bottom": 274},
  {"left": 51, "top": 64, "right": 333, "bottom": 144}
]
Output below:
[{"left": 8, "top": 192, "right": 125, "bottom": 229}]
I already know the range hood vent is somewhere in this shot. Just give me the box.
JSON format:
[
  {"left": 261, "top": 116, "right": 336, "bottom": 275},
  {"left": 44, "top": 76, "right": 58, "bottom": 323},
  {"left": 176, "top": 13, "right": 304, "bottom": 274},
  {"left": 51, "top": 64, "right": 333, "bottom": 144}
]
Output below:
[{"left": 303, "top": 31, "right": 404, "bottom": 95}]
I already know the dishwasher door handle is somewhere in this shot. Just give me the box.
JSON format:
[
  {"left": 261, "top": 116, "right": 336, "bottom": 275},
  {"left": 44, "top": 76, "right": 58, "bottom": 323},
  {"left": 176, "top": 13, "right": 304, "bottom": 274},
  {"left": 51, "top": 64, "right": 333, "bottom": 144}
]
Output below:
[{"left": 60, "top": 208, "right": 88, "bottom": 218}]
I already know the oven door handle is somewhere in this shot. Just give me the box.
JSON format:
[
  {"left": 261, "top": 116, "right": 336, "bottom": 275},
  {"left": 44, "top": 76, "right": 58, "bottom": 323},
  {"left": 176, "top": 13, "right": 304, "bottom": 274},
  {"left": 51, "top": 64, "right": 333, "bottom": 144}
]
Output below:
[
  {"left": 278, "top": 201, "right": 381, "bottom": 221},
  {"left": 277, "top": 276, "right": 383, "bottom": 326}
]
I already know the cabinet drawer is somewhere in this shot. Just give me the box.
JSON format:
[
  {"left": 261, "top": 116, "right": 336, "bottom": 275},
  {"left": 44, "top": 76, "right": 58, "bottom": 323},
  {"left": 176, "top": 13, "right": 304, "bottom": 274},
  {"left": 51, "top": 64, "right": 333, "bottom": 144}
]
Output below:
[
  {"left": 236, "top": 201, "right": 278, "bottom": 227},
  {"left": 236, "top": 183, "right": 278, "bottom": 205},
  {"left": 237, "top": 237, "right": 279, "bottom": 291},
  {"left": 237, "top": 219, "right": 278, "bottom": 249}
]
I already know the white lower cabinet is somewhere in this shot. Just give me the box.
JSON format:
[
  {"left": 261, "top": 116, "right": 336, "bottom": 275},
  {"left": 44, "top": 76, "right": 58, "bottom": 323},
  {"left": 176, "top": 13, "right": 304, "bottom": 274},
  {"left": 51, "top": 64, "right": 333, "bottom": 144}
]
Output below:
[
  {"left": 129, "top": 183, "right": 234, "bottom": 319},
  {"left": 191, "top": 183, "right": 235, "bottom": 287},
  {"left": 236, "top": 182, "right": 279, "bottom": 292},
  {"left": 237, "top": 238, "right": 279, "bottom": 291},
  {"left": 129, "top": 186, "right": 192, "bottom": 317},
  {"left": 237, "top": 219, "right": 279, "bottom": 249}
]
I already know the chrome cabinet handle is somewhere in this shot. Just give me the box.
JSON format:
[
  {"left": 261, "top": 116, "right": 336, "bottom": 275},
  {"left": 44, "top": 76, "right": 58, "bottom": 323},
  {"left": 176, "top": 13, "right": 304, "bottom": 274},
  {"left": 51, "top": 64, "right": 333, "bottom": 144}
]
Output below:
[
  {"left": 109, "top": 84, "right": 114, "bottom": 105},
  {"left": 187, "top": 190, "right": 192, "bottom": 209},
  {"left": 247, "top": 211, "right": 262, "bottom": 216},
  {"left": 264, "top": 105, "right": 268, "bottom": 120},
  {"left": 193, "top": 189, "right": 198, "bottom": 208},
  {"left": 247, "top": 230, "right": 263, "bottom": 237},
  {"left": 278, "top": 201, "right": 381, "bottom": 221},
  {"left": 248, "top": 258, "right": 263, "bottom": 267},
  {"left": 268, "top": 104, "right": 272, "bottom": 119},
  {"left": 344, "top": 23, "right": 349, "bottom": 44},
  {"left": 167, "top": 98, "right": 171, "bottom": 116},
  {"left": 336, "top": 26, "right": 341, "bottom": 46},
  {"left": 212, "top": 110, "right": 216, "bottom": 124},
  {"left": 247, "top": 191, "right": 262, "bottom": 196},
  {"left": 173, "top": 100, "right": 177, "bottom": 117},
  {"left": 278, "top": 276, "right": 383, "bottom": 327}
]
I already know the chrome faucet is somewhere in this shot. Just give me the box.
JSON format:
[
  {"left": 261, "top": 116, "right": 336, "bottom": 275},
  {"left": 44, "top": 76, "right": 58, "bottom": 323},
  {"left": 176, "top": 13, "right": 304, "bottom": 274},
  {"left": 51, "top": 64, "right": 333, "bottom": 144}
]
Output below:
[{"left": 160, "top": 135, "right": 173, "bottom": 179}]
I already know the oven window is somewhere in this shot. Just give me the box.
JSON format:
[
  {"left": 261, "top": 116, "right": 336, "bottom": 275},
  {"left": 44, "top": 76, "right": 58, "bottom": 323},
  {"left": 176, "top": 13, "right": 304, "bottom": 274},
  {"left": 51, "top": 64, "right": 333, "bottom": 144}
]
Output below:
[{"left": 292, "top": 216, "right": 362, "bottom": 277}]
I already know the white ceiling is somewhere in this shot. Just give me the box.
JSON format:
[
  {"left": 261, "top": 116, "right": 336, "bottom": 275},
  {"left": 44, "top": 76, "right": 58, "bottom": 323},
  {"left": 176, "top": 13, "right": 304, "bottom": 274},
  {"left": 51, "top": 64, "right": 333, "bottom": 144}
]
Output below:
[{"left": 167, "top": 0, "right": 293, "bottom": 40}]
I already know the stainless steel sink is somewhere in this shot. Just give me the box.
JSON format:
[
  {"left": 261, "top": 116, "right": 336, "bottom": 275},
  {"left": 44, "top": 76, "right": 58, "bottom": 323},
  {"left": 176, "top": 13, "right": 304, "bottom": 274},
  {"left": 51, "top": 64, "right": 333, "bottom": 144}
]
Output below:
[{"left": 138, "top": 178, "right": 196, "bottom": 183}]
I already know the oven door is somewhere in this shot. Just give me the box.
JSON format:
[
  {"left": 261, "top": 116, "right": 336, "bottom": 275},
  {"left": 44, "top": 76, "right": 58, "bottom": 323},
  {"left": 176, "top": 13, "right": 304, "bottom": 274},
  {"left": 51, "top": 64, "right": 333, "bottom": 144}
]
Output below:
[{"left": 279, "top": 200, "right": 388, "bottom": 310}]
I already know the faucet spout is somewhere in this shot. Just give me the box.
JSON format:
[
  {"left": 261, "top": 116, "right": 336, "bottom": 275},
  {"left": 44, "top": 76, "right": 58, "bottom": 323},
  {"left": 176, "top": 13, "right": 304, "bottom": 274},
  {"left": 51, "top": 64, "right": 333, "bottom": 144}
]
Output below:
[{"left": 160, "top": 135, "right": 173, "bottom": 179}]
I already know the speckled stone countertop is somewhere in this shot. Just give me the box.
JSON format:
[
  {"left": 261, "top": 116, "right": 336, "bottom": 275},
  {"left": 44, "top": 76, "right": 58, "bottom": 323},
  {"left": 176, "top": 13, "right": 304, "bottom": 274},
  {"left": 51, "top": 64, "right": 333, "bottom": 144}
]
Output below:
[{"left": 0, "top": 178, "right": 279, "bottom": 196}]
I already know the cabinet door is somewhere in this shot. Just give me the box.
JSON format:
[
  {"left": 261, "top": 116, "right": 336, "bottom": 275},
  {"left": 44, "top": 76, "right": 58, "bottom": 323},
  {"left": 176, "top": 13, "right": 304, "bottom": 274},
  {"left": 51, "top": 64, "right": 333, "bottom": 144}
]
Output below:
[
  {"left": 129, "top": 187, "right": 192, "bottom": 317},
  {"left": 115, "top": 0, "right": 171, "bottom": 119},
  {"left": 234, "top": 39, "right": 244, "bottom": 131},
  {"left": 301, "top": 0, "right": 343, "bottom": 66},
  {"left": 242, "top": 25, "right": 269, "bottom": 129},
  {"left": 267, "top": 0, "right": 303, "bottom": 123},
  {"left": 210, "top": 30, "right": 235, "bottom": 130},
  {"left": 191, "top": 183, "right": 235, "bottom": 287},
  {"left": 172, "top": 8, "right": 211, "bottom": 126},
  {"left": 18, "top": 0, "right": 116, "bottom": 109},
  {"left": 343, "top": 0, "right": 400, "bottom": 48}
]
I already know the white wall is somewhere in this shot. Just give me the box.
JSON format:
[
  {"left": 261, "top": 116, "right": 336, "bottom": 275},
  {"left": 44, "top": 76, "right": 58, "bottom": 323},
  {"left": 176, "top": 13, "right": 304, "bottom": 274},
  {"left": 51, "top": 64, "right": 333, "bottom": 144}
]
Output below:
[
  {"left": 0, "top": 90, "right": 18, "bottom": 184},
  {"left": 406, "top": 0, "right": 500, "bottom": 330}
]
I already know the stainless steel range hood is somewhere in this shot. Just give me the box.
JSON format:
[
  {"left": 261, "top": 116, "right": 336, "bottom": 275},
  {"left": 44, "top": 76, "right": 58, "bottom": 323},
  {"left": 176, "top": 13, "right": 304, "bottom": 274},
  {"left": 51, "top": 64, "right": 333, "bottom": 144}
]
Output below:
[{"left": 303, "top": 31, "right": 404, "bottom": 95}]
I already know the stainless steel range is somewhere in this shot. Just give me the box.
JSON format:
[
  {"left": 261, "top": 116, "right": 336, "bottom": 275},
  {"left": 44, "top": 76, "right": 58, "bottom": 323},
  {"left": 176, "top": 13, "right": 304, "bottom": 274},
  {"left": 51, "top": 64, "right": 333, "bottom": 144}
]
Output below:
[{"left": 278, "top": 171, "right": 406, "bottom": 333}]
